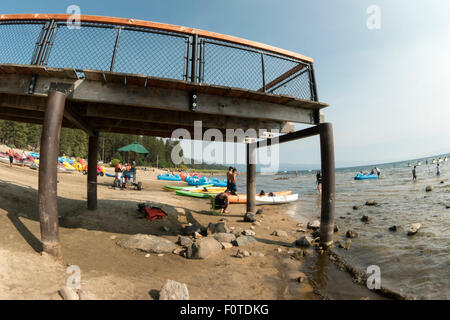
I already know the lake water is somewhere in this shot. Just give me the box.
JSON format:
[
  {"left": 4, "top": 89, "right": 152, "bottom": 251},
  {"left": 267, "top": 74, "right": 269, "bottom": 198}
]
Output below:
[{"left": 231, "top": 155, "right": 450, "bottom": 299}]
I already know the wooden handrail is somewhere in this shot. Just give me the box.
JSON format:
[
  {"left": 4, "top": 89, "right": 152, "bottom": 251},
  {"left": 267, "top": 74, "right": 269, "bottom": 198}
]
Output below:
[{"left": 0, "top": 14, "right": 314, "bottom": 63}]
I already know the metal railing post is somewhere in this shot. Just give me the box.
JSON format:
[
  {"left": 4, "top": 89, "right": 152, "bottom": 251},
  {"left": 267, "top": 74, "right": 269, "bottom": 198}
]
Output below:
[
  {"left": 260, "top": 53, "right": 266, "bottom": 92},
  {"left": 35, "top": 19, "right": 55, "bottom": 65},
  {"left": 190, "top": 34, "right": 198, "bottom": 82},
  {"left": 110, "top": 27, "right": 122, "bottom": 72}
]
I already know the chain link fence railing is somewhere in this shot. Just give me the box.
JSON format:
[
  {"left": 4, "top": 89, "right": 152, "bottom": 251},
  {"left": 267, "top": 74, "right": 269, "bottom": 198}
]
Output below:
[{"left": 0, "top": 19, "right": 317, "bottom": 101}]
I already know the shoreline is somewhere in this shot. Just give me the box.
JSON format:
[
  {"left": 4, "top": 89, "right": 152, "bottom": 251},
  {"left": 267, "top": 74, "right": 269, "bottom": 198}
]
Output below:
[{"left": 0, "top": 161, "right": 385, "bottom": 300}]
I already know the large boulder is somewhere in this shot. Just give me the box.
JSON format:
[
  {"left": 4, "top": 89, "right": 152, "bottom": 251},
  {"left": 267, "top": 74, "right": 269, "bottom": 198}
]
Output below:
[
  {"left": 232, "top": 235, "right": 257, "bottom": 247},
  {"left": 206, "top": 222, "right": 229, "bottom": 235},
  {"left": 159, "top": 280, "right": 189, "bottom": 300},
  {"left": 213, "top": 232, "right": 236, "bottom": 243},
  {"left": 243, "top": 229, "right": 255, "bottom": 236},
  {"left": 191, "top": 237, "right": 222, "bottom": 259},
  {"left": 117, "top": 234, "right": 177, "bottom": 253}
]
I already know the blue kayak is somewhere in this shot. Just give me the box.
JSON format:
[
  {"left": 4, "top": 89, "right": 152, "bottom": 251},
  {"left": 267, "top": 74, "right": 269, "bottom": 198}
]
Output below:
[
  {"left": 354, "top": 173, "right": 378, "bottom": 180},
  {"left": 158, "top": 173, "right": 182, "bottom": 181},
  {"left": 211, "top": 178, "right": 227, "bottom": 187}
]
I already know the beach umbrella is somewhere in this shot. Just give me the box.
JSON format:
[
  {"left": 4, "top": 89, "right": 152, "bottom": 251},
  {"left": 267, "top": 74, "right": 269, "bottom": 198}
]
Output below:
[{"left": 117, "top": 142, "right": 149, "bottom": 162}]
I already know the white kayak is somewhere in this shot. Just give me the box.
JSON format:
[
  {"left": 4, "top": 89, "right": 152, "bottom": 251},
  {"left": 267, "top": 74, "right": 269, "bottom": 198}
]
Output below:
[{"left": 255, "top": 193, "right": 298, "bottom": 205}]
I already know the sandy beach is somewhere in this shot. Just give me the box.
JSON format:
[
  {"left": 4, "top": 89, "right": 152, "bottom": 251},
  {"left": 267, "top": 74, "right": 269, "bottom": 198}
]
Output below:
[{"left": 0, "top": 160, "right": 328, "bottom": 300}]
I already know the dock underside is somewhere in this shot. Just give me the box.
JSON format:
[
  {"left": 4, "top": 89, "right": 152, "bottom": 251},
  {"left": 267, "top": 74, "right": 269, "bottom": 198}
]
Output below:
[{"left": 0, "top": 63, "right": 334, "bottom": 258}]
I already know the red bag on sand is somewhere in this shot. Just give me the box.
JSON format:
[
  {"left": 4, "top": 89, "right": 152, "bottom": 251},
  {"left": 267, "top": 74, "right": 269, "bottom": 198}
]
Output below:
[{"left": 143, "top": 207, "right": 167, "bottom": 221}]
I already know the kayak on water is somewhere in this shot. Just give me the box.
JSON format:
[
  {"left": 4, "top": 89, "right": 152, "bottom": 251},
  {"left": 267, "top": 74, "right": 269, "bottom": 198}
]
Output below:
[
  {"left": 354, "top": 173, "right": 378, "bottom": 180},
  {"left": 163, "top": 184, "right": 213, "bottom": 191}
]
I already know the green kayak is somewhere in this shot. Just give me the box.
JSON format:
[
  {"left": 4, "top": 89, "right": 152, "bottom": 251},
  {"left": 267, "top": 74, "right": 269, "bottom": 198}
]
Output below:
[
  {"left": 175, "top": 190, "right": 217, "bottom": 198},
  {"left": 164, "top": 184, "right": 213, "bottom": 191}
]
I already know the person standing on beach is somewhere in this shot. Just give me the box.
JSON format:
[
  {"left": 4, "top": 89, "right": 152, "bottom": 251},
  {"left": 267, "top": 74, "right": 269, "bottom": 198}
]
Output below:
[
  {"left": 226, "top": 167, "right": 233, "bottom": 190},
  {"left": 7, "top": 147, "right": 14, "bottom": 168},
  {"left": 376, "top": 167, "right": 381, "bottom": 177},
  {"left": 130, "top": 161, "right": 137, "bottom": 184},
  {"left": 436, "top": 163, "right": 440, "bottom": 176},
  {"left": 412, "top": 166, "right": 417, "bottom": 181},
  {"left": 316, "top": 171, "right": 322, "bottom": 193},
  {"left": 21, "top": 150, "right": 27, "bottom": 167},
  {"left": 228, "top": 168, "right": 238, "bottom": 195},
  {"left": 114, "top": 162, "right": 123, "bottom": 188}
]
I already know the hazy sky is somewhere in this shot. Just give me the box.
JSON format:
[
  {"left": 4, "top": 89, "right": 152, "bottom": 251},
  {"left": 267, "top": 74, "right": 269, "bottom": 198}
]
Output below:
[{"left": 2, "top": 0, "right": 449, "bottom": 167}]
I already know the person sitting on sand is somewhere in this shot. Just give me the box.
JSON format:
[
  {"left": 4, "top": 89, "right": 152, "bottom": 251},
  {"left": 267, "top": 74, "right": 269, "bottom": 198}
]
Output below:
[{"left": 214, "top": 190, "right": 231, "bottom": 214}]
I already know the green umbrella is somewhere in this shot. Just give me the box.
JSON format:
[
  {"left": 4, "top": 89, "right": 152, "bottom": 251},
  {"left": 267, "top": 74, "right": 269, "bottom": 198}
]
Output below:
[
  {"left": 118, "top": 142, "right": 149, "bottom": 162},
  {"left": 118, "top": 142, "right": 149, "bottom": 154}
]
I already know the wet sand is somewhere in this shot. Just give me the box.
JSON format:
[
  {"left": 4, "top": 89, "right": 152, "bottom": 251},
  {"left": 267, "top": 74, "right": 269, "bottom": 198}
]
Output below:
[{"left": 0, "top": 161, "right": 380, "bottom": 300}]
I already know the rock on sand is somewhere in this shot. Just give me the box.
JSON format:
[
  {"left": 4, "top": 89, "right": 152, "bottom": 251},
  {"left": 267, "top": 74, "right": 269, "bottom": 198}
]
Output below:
[
  {"left": 159, "top": 279, "right": 189, "bottom": 300},
  {"left": 191, "top": 237, "right": 222, "bottom": 259},
  {"left": 407, "top": 223, "right": 421, "bottom": 236},
  {"left": 117, "top": 234, "right": 177, "bottom": 254}
]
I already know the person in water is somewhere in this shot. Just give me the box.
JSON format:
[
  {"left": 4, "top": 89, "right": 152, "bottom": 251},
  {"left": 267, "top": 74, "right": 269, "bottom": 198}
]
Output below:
[
  {"left": 376, "top": 167, "right": 381, "bottom": 177},
  {"left": 412, "top": 166, "right": 417, "bottom": 181},
  {"left": 214, "top": 190, "right": 231, "bottom": 214},
  {"left": 316, "top": 171, "right": 322, "bottom": 193}
]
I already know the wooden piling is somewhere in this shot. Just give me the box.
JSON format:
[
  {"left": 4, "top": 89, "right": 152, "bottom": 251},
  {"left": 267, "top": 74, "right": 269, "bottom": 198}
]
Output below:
[
  {"left": 38, "top": 90, "right": 66, "bottom": 258},
  {"left": 319, "top": 123, "right": 336, "bottom": 247},
  {"left": 87, "top": 131, "right": 99, "bottom": 210},
  {"left": 246, "top": 142, "right": 257, "bottom": 213}
]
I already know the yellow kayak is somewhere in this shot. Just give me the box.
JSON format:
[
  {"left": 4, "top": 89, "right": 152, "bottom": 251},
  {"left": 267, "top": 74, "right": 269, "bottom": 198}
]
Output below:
[{"left": 186, "top": 187, "right": 227, "bottom": 194}]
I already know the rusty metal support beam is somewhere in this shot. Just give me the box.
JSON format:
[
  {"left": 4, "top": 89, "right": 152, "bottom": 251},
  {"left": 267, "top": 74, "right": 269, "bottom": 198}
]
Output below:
[
  {"left": 38, "top": 90, "right": 66, "bottom": 259},
  {"left": 319, "top": 123, "right": 335, "bottom": 247},
  {"left": 246, "top": 142, "right": 257, "bottom": 214},
  {"left": 87, "top": 131, "right": 99, "bottom": 210}
]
